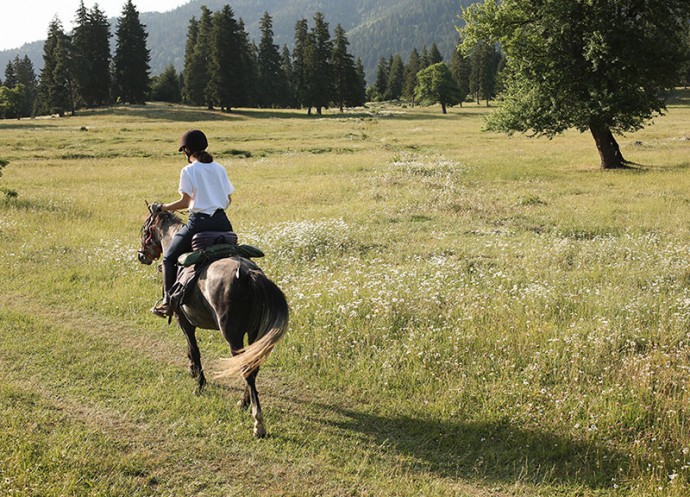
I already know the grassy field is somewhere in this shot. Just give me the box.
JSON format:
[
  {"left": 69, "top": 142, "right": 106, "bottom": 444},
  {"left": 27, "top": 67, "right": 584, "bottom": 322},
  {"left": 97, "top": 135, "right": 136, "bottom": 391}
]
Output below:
[{"left": 1, "top": 96, "right": 690, "bottom": 496}]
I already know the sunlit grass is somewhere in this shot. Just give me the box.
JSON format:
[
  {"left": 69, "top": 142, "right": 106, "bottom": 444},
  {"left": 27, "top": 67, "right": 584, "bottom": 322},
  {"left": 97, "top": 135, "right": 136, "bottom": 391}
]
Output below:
[{"left": 1, "top": 97, "right": 690, "bottom": 495}]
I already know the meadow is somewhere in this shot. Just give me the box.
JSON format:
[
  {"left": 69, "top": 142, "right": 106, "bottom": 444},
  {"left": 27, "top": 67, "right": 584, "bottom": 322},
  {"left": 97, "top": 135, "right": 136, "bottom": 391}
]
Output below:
[{"left": 1, "top": 95, "right": 690, "bottom": 496}]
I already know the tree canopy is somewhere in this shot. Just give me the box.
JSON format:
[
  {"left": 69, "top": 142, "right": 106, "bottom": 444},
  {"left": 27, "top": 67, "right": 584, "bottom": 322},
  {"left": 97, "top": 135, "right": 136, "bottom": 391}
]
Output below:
[{"left": 460, "top": 0, "right": 690, "bottom": 169}]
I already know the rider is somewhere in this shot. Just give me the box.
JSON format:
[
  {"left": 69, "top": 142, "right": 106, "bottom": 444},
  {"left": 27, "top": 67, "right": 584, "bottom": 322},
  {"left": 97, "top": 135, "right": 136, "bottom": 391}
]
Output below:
[{"left": 150, "top": 129, "right": 235, "bottom": 317}]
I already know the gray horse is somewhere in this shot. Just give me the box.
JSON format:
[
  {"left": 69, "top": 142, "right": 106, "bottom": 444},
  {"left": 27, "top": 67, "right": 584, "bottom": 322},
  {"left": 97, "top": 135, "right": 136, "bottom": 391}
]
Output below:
[{"left": 138, "top": 210, "right": 289, "bottom": 437}]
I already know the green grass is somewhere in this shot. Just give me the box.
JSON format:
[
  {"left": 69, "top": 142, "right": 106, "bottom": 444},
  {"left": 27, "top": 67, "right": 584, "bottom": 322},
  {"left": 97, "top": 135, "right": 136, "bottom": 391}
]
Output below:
[{"left": 1, "top": 96, "right": 690, "bottom": 496}]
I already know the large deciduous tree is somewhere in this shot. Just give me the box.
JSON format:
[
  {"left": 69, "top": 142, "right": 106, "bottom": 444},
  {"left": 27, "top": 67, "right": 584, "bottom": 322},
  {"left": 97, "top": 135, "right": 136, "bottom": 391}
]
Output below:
[
  {"left": 461, "top": 0, "right": 690, "bottom": 169},
  {"left": 415, "top": 62, "right": 462, "bottom": 114}
]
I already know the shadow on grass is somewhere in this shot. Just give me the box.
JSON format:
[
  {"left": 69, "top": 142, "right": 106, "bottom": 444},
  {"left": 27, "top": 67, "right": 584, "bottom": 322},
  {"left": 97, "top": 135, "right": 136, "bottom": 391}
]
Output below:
[{"left": 321, "top": 405, "right": 626, "bottom": 491}]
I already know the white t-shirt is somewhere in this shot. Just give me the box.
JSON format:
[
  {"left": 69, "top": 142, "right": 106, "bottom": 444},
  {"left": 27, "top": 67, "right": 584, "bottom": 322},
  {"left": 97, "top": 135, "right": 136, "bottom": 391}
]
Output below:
[{"left": 178, "top": 160, "right": 235, "bottom": 215}]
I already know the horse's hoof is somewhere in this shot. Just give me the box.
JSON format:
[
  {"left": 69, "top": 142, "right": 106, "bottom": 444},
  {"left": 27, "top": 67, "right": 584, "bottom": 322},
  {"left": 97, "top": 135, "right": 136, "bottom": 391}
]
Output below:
[
  {"left": 254, "top": 426, "right": 267, "bottom": 438},
  {"left": 237, "top": 399, "right": 250, "bottom": 410}
]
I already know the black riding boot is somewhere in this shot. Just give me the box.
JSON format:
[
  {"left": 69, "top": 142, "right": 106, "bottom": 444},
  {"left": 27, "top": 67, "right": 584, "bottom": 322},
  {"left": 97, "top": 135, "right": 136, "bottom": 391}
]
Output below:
[{"left": 152, "top": 263, "right": 177, "bottom": 318}]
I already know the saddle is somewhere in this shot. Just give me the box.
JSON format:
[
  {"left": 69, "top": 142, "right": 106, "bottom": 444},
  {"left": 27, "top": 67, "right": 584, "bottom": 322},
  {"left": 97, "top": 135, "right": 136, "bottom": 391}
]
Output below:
[{"left": 167, "top": 231, "right": 264, "bottom": 317}]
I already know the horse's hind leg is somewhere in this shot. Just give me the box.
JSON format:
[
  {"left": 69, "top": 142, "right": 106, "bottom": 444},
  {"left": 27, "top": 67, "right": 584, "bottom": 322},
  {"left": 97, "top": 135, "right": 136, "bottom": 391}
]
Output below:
[
  {"left": 177, "top": 314, "right": 206, "bottom": 394},
  {"left": 244, "top": 368, "right": 266, "bottom": 438}
]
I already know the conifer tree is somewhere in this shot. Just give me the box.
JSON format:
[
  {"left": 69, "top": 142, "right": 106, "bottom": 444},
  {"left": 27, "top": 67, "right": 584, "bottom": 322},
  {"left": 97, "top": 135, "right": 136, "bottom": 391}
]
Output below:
[
  {"left": 12, "top": 56, "right": 37, "bottom": 117},
  {"left": 257, "top": 12, "right": 286, "bottom": 108},
  {"left": 151, "top": 64, "right": 181, "bottom": 102},
  {"left": 331, "top": 24, "right": 357, "bottom": 112},
  {"left": 72, "top": 2, "right": 111, "bottom": 108},
  {"left": 280, "top": 45, "right": 295, "bottom": 107},
  {"left": 113, "top": 0, "right": 150, "bottom": 104},
  {"left": 4, "top": 61, "right": 16, "bottom": 88},
  {"left": 207, "top": 5, "right": 240, "bottom": 111},
  {"left": 292, "top": 19, "right": 312, "bottom": 112},
  {"left": 468, "top": 41, "right": 499, "bottom": 105},
  {"left": 236, "top": 19, "right": 257, "bottom": 108},
  {"left": 386, "top": 54, "right": 405, "bottom": 100},
  {"left": 374, "top": 57, "right": 389, "bottom": 101},
  {"left": 37, "top": 18, "right": 74, "bottom": 116},
  {"left": 403, "top": 48, "right": 421, "bottom": 106},
  {"left": 450, "top": 44, "right": 470, "bottom": 107},
  {"left": 181, "top": 16, "right": 202, "bottom": 105},
  {"left": 353, "top": 58, "right": 367, "bottom": 107},
  {"left": 308, "top": 12, "right": 333, "bottom": 115},
  {"left": 429, "top": 42, "right": 444, "bottom": 64}
]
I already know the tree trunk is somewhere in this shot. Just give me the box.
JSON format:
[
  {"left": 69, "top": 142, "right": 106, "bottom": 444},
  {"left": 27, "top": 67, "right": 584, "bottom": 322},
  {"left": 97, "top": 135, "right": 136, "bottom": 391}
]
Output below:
[
  {"left": 589, "top": 124, "right": 626, "bottom": 169},
  {"left": 441, "top": 102, "right": 447, "bottom": 114}
]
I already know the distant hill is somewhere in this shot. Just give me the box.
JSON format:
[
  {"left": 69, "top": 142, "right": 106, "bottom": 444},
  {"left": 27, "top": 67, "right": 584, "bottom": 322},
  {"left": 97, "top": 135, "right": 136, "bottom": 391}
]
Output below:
[{"left": 0, "top": 0, "right": 471, "bottom": 84}]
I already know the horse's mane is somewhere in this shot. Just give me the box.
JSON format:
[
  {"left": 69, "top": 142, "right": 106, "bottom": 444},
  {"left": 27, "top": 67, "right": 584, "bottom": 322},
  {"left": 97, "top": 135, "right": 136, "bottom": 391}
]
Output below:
[{"left": 154, "top": 210, "right": 185, "bottom": 230}]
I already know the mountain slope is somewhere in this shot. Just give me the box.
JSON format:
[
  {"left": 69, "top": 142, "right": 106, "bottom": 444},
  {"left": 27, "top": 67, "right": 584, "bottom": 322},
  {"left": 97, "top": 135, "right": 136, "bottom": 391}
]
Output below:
[{"left": 0, "top": 0, "right": 471, "bottom": 85}]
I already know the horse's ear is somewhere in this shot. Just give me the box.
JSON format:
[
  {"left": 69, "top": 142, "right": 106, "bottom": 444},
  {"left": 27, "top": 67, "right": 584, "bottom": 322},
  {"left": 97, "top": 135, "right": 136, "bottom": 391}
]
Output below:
[{"left": 145, "top": 200, "right": 150, "bottom": 208}]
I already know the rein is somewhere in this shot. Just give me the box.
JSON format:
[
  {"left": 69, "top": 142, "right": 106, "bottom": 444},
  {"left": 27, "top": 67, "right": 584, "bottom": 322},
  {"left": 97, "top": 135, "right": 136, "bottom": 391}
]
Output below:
[{"left": 139, "top": 214, "right": 163, "bottom": 262}]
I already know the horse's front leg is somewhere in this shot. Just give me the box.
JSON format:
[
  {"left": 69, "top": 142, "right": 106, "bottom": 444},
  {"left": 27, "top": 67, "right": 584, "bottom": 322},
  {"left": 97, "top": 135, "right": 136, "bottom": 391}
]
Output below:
[{"left": 177, "top": 314, "right": 206, "bottom": 394}]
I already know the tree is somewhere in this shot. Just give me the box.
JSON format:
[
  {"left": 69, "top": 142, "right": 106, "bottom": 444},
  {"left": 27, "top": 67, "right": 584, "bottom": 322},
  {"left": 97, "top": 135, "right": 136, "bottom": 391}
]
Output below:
[
  {"left": 292, "top": 19, "right": 312, "bottom": 111},
  {"left": 4, "top": 60, "right": 17, "bottom": 88},
  {"left": 450, "top": 44, "right": 470, "bottom": 106},
  {"left": 280, "top": 45, "right": 296, "bottom": 107},
  {"left": 403, "top": 48, "right": 421, "bottom": 105},
  {"left": 331, "top": 24, "right": 358, "bottom": 112},
  {"left": 181, "top": 16, "right": 202, "bottom": 105},
  {"left": 428, "top": 42, "right": 444, "bottom": 65},
  {"left": 308, "top": 12, "right": 333, "bottom": 115},
  {"left": 71, "top": 2, "right": 111, "bottom": 108},
  {"left": 37, "top": 18, "right": 74, "bottom": 117},
  {"left": 373, "top": 57, "right": 389, "bottom": 101},
  {"left": 386, "top": 54, "right": 405, "bottom": 100},
  {"left": 468, "top": 41, "right": 500, "bottom": 106},
  {"left": 151, "top": 64, "right": 181, "bottom": 102},
  {"left": 461, "top": 0, "right": 690, "bottom": 169},
  {"left": 207, "top": 5, "right": 241, "bottom": 111},
  {"left": 113, "top": 0, "right": 150, "bottom": 104},
  {"left": 415, "top": 62, "right": 462, "bottom": 114},
  {"left": 12, "top": 56, "right": 38, "bottom": 117},
  {"left": 257, "top": 12, "right": 287, "bottom": 108}
]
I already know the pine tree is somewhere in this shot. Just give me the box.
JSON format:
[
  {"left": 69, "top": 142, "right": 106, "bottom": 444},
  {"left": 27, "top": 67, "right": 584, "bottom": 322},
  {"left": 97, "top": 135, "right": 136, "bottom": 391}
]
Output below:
[
  {"left": 256, "top": 12, "right": 283, "bottom": 108},
  {"left": 280, "top": 45, "right": 295, "bottom": 107},
  {"left": 292, "top": 19, "right": 312, "bottom": 112},
  {"left": 374, "top": 57, "right": 389, "bottom": 101},
  {"left": 236, "top": 19, "right": 257, "bottom": 108},
  {"left": 151, "top": 64, "right": 181, "bottom": 102},
  {"left": 113, "top": 0, "right": 150, "bottom": 105},
  {"left": 468, "top": 41, "right": 499, "bottom": 106},
  {"left": 450, "top": 44, "right": 470, "bottom": 106},
  {"left": 429, "top": 42, "right": 444, "bottom": 64},
  {"left": 352, "top": 58, "right": 367, "bottom": 107},
  {"left": 194, "top": 7, "right": 214, "bottom": 109},
  {"left": 37, "top": 18, "right": 74, "bottom": 116},
  {"left": 308, "top": 12, "right": 333, "bottom": 115},
  {"left": 13, "top": 56, "right": 38, "bottom": 117},
  {"left": 403, "top": 48, "right": 420, "bottom": 105},
  {"left": 4, "top": 60, "right": 16, "bottom": 88},
  {"left": 331, "top": 24, "right": 357, "bottom": 112},
  {"left": 181, "top": 16, "right": 202, "bottom": 105},
  {"left": 386, "top": 54, "right": 405, "bottom": 100},
  {"left": 207, "top": 6, "right": 240, "bottom": 111},
  {"left": 72, "top": 2, "right": 111, "bottom": 108}
]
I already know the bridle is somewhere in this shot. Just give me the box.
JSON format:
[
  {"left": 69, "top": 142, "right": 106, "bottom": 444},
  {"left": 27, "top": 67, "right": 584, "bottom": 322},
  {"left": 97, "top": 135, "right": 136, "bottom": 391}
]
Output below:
[{"left": 138, "top": 213, "right": 163, "bottom": 264}]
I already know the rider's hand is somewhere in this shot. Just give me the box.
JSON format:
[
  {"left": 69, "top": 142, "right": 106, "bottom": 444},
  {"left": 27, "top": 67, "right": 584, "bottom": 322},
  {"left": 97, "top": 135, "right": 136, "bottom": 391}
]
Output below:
[{"left": 149, "top": 202, "right": 164, "bottom": 214}]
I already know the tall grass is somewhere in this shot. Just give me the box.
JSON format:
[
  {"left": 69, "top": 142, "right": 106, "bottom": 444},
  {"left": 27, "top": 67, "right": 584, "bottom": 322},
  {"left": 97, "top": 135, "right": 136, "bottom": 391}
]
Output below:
[{"left": 1, "top": 98, "right": 690, "bottom": 496}]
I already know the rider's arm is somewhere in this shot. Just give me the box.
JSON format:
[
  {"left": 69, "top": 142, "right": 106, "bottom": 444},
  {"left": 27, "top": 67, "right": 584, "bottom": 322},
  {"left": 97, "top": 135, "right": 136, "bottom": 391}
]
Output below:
[{"left": 162, "top": 192, "right": 191, "bottom": 212}]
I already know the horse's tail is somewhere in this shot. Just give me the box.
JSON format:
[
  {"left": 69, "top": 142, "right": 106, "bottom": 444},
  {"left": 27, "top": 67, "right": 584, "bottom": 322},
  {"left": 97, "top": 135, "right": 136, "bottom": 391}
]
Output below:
[{"left": 215, "top": 268, "right": 289, "bottom": 379}]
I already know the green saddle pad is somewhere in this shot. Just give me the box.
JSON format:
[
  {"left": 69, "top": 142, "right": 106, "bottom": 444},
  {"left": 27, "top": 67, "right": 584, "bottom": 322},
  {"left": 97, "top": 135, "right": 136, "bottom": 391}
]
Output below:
[{"left": 177, "top": 243, "right": 265, "bottom": 267}]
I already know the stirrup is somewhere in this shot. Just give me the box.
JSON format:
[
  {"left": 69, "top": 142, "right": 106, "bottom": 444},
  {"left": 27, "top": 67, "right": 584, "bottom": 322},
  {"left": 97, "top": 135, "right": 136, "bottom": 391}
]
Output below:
[{"left": 151, "top": 299, "right": 172, "bottom": 318}]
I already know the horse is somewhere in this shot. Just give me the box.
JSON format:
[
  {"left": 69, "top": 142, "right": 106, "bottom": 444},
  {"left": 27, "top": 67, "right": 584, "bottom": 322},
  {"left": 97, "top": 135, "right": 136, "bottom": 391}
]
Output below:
[{"left": 137, "top": 209, "right": 289, "bottom": 438}]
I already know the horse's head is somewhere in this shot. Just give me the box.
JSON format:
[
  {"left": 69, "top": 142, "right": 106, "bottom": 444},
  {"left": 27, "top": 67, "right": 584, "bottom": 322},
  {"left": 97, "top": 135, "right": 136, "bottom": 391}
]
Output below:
[{"left": 137, "top": 208, "right": 164, "bottom": 265}]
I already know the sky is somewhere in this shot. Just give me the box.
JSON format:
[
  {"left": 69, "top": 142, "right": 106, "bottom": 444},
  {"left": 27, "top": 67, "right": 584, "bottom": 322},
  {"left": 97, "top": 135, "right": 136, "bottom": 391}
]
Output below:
[{"left": 0, "top": 0, "right": 189, "bottom": 51}]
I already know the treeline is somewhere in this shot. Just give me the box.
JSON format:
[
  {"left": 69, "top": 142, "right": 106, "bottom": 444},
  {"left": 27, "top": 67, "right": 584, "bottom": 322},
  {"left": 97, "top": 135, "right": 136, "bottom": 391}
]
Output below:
[
  {"left": 0, "top": 0, "right": 149, "bottom": 119},
  {"left": 371, "top": 40, "right": 504, "bottom": 108},
  {"left": 168, "top": 7, "right": 366, "bottom": 114}
]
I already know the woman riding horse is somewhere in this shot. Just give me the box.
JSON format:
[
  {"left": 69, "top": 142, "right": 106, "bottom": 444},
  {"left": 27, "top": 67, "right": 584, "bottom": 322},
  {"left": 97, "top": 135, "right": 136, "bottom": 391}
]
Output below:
[{"left": 150, "top": 129, "right": 235, "bottom": 317}]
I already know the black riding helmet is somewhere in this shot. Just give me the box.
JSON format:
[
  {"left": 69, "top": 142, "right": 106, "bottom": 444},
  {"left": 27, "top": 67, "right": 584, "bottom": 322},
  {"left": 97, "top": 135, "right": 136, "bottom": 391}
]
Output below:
[{"left": 178, "top": 129, "right": 208, "bottom": 153}]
